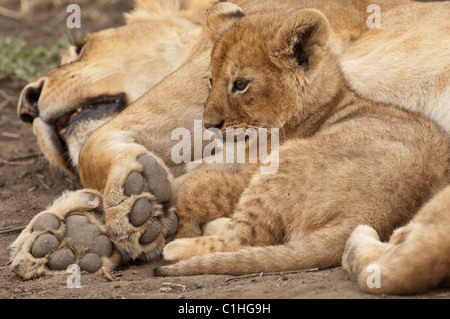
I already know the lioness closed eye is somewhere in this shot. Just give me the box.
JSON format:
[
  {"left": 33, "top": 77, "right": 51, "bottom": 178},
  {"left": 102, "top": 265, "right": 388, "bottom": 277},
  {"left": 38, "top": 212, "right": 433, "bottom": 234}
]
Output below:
[{"left": 155, "top": 5, "right": 448, "bottom": 276}]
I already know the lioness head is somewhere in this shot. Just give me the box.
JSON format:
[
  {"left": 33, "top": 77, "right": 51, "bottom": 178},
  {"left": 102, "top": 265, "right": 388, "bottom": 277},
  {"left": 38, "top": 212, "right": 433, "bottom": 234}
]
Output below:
[
  {"left": 17, "top": 0, "right": 217, "bottom": 175},
  {"left": 204, "top": 7, "right": 348, "bottom": 140}
]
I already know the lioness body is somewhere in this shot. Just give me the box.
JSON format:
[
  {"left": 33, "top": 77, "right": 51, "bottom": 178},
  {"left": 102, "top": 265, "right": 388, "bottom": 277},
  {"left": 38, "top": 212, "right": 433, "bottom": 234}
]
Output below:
[{"left": 155, "top": 5, "right": 448, "bottom": 277}]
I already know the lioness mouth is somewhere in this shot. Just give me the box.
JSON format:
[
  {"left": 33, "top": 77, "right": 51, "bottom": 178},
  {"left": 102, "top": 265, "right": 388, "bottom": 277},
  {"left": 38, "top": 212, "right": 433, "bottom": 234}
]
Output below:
[{"left": 56, "top": 94, "right": 126, "bottom": 141}]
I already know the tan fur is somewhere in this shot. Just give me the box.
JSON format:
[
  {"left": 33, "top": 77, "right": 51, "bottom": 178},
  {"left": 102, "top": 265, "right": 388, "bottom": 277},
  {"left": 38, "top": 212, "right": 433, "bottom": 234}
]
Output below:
[
  {"left": 77, "top": 0, "right": 450, "bottom": 276},
  {"left": 18, "top": 0, "right": 450, "bottom": 176},
  {"left": 342, "top": 185, "right": 450, "bottom": 295},
  {"left": 13, "top": 0, "right": 450, "bottom": 291},
  {"left": 340, "top": 2, "right": 450, "bottom": 130},
  {"left": 18, "top": 0, "right": 218, "bottom": 174},
  {"left": 77, "top": 0, "right": 450, "bottom": 191},
  {"left": 155, "top": 5, "right": 448, "bottom": 277}
]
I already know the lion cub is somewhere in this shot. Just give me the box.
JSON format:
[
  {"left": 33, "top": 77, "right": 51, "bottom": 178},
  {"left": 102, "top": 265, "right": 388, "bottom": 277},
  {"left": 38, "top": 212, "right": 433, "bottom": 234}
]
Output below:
[{"left": 155, "top": 4, "right": 448, "bottom": 276}]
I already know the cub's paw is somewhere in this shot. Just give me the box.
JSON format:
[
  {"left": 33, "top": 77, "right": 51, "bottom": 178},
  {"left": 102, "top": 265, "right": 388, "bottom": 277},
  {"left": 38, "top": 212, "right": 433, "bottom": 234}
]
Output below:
[
  {"left": 162, "top": 239, "right": 195, "bottom": 262},
  {"left": 104, "top": 153, "right": 178, "bottom": 262},
  {"left": 163, "top": 235, "right": 222, "bottom": 262},
  {"left": 202, "top": 218, "right": 233, "bottom": 236},
  {"left": 9, "top": 189, "right": 121, "bottom": 280}
]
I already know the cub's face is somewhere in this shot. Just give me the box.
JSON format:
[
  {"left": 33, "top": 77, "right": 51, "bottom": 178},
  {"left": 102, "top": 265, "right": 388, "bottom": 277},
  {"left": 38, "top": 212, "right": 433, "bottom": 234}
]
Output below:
[
  {"left": 203, "top": 7, "right": 332, "bottom": 138},
  {"left": 204, "top": 15, "right": 294, "bottom": 133}
]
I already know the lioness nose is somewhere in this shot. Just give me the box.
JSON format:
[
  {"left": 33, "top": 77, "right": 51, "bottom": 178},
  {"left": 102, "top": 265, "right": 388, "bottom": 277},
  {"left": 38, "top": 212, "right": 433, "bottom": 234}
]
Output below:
[{"left": 18, "top": 80, "right": 44, "bottom": 123}]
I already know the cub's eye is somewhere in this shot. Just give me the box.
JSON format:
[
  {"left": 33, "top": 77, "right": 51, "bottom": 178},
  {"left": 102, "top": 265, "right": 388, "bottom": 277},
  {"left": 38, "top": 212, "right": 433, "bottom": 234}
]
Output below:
[
  {"left": 232, "top": 79, "right": 249, "bottom": 93},
  {"left": 208, "top": 77, "right": 213, "bottom": 89}
]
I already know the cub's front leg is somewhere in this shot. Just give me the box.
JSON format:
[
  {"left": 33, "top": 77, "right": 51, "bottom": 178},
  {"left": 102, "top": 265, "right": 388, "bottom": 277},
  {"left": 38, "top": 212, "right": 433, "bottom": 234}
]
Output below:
[{"left": 173, "top": 171, "right": 252, "bottom": 239}]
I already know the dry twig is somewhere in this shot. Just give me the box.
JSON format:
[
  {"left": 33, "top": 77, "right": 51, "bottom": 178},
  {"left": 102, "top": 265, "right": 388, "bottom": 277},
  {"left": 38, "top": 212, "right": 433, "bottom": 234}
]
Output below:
[
  {"left": 8, "top": 154, "right": 40, "bottom": 162},
  {"left": 0, "top": 100, "right": 9, "bottom": 111},
  {"left": 37, "top": 176, "right": 50, "bottom": 190},
  {"left": 0, "top": 158, "right": 34, "bottom": 165},
  {"left": 225, "top": 268, "right": 320, "bottom": 282},
  {"left": 162, "top": 282, "right": 187, "bottom": 291},
  {"left": 0, "top": 89, "right": 17, "bottom": 102},
  {"left": 102, "top": 269, "right": 114, "bottom": 282},
  {"left": 0, "top": 226, "right": 25, "bottom": 235},
  {"left": 1, "top": 132, "right": 21, "bottom": 139}
]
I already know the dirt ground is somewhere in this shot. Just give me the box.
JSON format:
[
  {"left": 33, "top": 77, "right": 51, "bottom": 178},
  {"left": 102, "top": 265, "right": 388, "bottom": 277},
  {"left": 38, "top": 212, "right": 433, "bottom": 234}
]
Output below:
[{"left": 0, "top": 0, "right": 449, "bottom": 303}]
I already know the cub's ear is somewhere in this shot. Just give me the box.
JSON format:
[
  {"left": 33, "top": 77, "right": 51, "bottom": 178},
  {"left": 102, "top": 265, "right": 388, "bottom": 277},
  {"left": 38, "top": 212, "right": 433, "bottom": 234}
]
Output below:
[
  {"left": 204, "top": 2, "right": 245, "bottom": 43},
  {"left": 275, "top": 9, "right": 330, "bottom": 70}
]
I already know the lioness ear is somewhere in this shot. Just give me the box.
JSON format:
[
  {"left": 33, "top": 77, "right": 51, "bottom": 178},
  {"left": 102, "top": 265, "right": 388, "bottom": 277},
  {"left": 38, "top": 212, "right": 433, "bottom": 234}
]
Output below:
[
  {"left": 204, "top": 2, "right": 245, "bottom": 43},
  {"left": 275, "top": 9, "right": 330, "bottom": 70}
]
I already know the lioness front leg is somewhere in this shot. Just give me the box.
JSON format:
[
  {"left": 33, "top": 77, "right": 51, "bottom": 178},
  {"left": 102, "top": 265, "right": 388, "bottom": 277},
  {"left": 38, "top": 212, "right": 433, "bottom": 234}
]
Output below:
[{"left": 79, "top": 133, "right": 178, "bottom": 262}]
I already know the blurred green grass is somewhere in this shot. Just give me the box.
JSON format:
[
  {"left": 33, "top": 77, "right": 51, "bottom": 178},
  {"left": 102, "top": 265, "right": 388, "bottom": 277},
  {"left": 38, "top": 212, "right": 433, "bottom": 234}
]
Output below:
[
  {"left": 0, "top": 36, "right": 68, "bottom": 82},
  {"left": 0, "top": 0, "right": 127, "bottom": 82}
]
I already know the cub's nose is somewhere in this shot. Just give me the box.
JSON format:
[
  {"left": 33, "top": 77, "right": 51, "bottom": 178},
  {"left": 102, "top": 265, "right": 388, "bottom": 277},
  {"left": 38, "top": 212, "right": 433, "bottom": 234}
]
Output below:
[
  {"left": 204, "top": 120, "right": 225, "bottom": 130},
  {"left": 18, "top": 80, "right": 44, "bottom": 123}
]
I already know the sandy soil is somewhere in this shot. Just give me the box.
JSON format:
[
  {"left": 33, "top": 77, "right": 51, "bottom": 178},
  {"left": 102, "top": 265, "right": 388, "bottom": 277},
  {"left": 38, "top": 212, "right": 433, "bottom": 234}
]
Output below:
[{"left": 0, "top": 0, "right": 449, "bottom": 303}]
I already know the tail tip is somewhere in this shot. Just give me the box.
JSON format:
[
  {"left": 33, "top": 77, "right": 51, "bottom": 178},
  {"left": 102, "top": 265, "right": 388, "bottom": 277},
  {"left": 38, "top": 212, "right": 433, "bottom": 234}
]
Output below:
[{"left": 153, "top": 266, "right": 169, "bottom": 277}]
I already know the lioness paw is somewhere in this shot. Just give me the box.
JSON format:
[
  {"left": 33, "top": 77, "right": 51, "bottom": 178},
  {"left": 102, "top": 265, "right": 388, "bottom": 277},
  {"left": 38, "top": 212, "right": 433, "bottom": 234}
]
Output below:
[
  {"left": 104, "top": 153, "right": 178, "bottom": 262},
  {"left": 342, "top": 224, "right": 388, "bottom": 277},
  {"left": 8, "top": 190, "right": 121, "bottom": 280}
]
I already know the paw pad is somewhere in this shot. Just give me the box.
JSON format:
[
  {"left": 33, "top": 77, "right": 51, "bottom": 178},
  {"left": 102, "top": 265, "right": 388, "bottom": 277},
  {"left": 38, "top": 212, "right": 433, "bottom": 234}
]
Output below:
[
  {"left": 124, "top": 171, "right": 144, "bottom": 196},
  {"left": 47, "top": 248, "right": 75, "bottom": 270},
  {"left": 64, "top": 215, "right": 113, "bottom": 258},
  {"left": 137, "top": 154, "right": 171, "bottom": 203},
  {"left": 30, "top": 213, "right": 113, "bottom": 273},
  {"left": 79, "top": 253, "right": 102, "bottom": 273},
  {"left": 163, "top": 208, "right": 178, "bottom": 238},
  {"left": 31, "top": 234, "right": 59, "bottom": 258},
  {"left": 129, "top": 198, "right": 152, "bottom": 226},
  {"left": 32, "top": 215, "right": 60, "bottom": 232},
  {"left": 139, "top": 218, "right": 162, "bottom": 244}
]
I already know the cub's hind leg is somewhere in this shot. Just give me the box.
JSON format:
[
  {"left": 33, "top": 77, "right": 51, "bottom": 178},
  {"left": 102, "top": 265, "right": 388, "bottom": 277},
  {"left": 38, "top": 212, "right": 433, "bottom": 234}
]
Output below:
[
  {"left": 341, "top": 224, "right": 394, "bottom": 286},
  {"left": 158, "top": 217, "right": 354, "bottom": 276}
]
